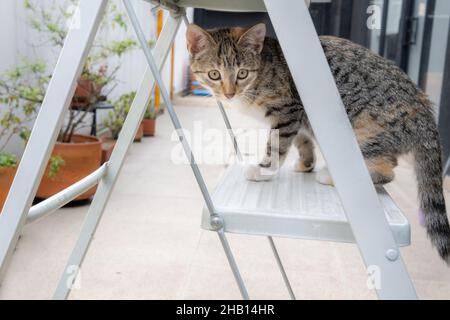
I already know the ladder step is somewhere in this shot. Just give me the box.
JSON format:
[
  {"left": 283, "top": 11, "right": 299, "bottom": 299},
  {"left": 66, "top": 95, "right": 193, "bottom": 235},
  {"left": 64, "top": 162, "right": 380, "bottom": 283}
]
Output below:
[{"left": 202, "top": 162, "right": 411, "bottom": 246}]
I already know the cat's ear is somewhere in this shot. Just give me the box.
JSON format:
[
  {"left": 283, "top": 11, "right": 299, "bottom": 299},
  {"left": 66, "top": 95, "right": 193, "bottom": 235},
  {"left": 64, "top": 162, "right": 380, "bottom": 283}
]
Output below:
[
  {"left": 237, "top": 23, "right": 266, "bottom": 53},
  {"left": 230, "top": 27, "right": 248, "bottom": 41},
  {"left": 186, "top": 24, "right": 215, "bottom": 58}
]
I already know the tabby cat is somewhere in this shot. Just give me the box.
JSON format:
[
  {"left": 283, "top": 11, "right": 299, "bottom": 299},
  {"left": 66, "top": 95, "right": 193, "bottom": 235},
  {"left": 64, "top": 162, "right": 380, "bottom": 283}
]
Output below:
[{"left": 186, "top": 23, "right": 450, "bottom": 262}]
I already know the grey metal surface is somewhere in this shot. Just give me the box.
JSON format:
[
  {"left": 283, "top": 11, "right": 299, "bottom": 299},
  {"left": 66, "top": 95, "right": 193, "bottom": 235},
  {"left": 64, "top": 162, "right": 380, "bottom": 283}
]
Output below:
[
  {"left": 202, "top": 162, "right": 411, "bottom": 247},
  {"left": 173, "top": 0, "right": 268, "bottom": 12},
  {"left": 445, "top": 156, "right": 450, "bottom": 177},
  {"left": 264, "top": 0, "right": 416, "bottom": 299},
  {"left": 216, "top": 99, "right": 243, "bottom": 161},
  {"left": 0, "top": 0, "right": 108, "bottom": 285},
  {"left": 268, "top": 236, "right": 296, "bottom": 300},
  {"left": 148, "top": 0, "right": 332, "bottom": 12},
  {"left": 217, "top": 230, "right": 249, "bottom": 299}
]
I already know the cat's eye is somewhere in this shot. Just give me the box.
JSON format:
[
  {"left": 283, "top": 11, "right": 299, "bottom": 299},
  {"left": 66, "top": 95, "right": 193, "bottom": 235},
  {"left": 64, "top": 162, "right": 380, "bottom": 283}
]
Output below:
[
  {"left": 237, "top": 69, "right": 249, "bottom": 80},
  {"left": 208, "top": 70, "right": 221, "bottom": 81}
]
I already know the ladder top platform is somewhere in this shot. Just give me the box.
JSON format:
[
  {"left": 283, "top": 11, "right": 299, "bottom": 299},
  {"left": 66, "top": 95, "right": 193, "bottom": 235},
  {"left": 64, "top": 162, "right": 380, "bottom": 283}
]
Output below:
[
  {"left": 202, "top": 162, "right": 411, "bottom": 247},
  {"left": 150, "top": 0, "right": 266, "bottom": 12},
  {"left": 150, "top": 0, "right": 325, "bottom": 12}
]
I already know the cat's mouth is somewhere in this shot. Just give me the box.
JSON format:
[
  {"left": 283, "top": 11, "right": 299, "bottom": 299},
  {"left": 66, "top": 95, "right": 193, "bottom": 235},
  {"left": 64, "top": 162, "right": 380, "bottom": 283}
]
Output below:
[
  {"left": 224, "top": 94, "right": 235, "bottom": 100},
  {"left": 220, "top": 93, "right": 240, "bottom": 102}
]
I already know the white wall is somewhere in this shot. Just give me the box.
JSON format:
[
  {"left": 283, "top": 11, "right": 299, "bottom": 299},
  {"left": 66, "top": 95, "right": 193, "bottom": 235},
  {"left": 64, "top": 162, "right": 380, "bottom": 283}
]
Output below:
[
  {"left": 0, "top": 1, "right": 18, "bottom": 74},
  {"left": 0, "top": 0, "right": 27, "bottom": 155},
  {"left": 0, "top": 0, "right": 191, "bottom": 156}
]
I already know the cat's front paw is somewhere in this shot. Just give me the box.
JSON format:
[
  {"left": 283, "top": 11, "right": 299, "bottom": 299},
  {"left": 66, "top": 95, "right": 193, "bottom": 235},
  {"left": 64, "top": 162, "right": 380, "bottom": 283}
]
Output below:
[
  {"left": 294, "top": 158, "right": 315, "bottom": 173},
  {"left": 316, "top": 167, "right": 334, "bottom": 186},
  {"left": 245, "top": 164, "right": 277, "bottom": 182}
]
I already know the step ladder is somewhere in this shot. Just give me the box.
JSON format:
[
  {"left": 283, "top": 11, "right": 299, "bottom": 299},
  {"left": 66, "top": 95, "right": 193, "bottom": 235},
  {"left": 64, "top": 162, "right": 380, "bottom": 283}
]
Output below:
[
  {"left": 202, "top": 161, "right": 411, "bottom": 247},
  {"left": 0, "top": 0, "right": 417, "bottom": 300}
]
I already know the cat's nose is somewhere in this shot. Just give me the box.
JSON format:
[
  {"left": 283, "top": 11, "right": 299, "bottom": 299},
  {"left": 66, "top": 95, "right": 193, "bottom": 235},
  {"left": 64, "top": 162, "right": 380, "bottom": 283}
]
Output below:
[{"left": 225, "top": 93, "right": 235, "bottom": 99}]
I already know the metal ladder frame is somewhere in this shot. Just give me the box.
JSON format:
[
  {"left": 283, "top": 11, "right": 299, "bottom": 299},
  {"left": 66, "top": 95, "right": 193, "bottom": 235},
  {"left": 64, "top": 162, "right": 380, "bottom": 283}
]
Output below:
[{"left": 0, "top": 0, "right": 417, "bottom": 300}]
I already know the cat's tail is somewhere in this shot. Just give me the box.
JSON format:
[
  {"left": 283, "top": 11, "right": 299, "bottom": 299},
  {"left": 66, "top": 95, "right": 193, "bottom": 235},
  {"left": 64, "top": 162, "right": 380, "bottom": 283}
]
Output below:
[{"left": 414, "top": 120, "right": 450, "bottom": 263}]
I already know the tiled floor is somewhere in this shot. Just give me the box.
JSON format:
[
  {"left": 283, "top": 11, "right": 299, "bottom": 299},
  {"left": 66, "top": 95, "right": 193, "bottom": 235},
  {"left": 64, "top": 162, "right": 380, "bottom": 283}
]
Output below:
[{"left": 1, "top": 96, "right": 449, "bottom": 300}]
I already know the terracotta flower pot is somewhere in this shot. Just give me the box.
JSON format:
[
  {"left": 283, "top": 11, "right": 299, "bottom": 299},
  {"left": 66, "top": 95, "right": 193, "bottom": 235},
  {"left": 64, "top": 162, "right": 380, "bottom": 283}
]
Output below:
[
  {"left": 100, "top": 136, "right": 116, "bottom": 164},
  {"left": 74, "top": 78, "right": 93, "bottom": 98},
  {"left": 71, "top": 78, "right": 93, "bottom": 109},
  {"left": 0, "top": 165, "right": 17, "bottom": 212},
  {"left": 143, "top": 119, "right": 156, "bottom": 137},
  {"left": 134, "top": 122, "right": 144, "bottom": 142},
  {"left": 101, "top": 123, "right": 143, "bottom": 163},
  {"left": 36, "top": 134, "right": 102, "bottom": 200}
]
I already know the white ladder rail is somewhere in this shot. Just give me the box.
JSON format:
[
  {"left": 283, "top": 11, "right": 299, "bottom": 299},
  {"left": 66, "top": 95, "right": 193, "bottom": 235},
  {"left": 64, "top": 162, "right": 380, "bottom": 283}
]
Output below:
[
  {"left": 0, "top": 0, "right": 108, "bottom": 283},
  {"left": 264, "top": 0, "right": 416, "bottom": 299},
  {"left": 53, "top": 11, "right": 183, "bottom": 300}
]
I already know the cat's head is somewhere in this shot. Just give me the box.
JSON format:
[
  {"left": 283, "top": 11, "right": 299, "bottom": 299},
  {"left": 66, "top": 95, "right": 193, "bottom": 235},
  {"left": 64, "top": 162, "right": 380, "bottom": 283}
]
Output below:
[{"left": 186, "top": 23, "right": 266, "bottom": 101}]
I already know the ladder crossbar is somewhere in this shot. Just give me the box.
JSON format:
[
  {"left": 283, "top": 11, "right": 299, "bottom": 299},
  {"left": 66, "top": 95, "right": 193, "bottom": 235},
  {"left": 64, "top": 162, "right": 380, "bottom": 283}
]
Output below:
[{"left": 27, "top": 163, "right": 108, "bottom": 224}]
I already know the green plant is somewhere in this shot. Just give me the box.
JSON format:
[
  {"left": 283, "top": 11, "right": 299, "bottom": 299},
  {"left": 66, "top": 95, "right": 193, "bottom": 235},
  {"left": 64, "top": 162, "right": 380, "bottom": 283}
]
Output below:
[
  {"left": 48, "top": 155, "right": 65, "bottom": 179},
  {"left": 0, "top": 0, "right": 152, "bottom": 144},
  {"left": 0, "top": 153, "right": 18, "bottom": 168},
  {"left": 144, "top": 99, "right": 156, "bottom": 120},
  {"left": 103, "top": 92, "right": 136, "bottom": 139},
  {"left": 144, "top": 108, "right": 156, "bottom": 120},
  {"left": 0, "top": 58, "right": 44, "bottom": 156}
]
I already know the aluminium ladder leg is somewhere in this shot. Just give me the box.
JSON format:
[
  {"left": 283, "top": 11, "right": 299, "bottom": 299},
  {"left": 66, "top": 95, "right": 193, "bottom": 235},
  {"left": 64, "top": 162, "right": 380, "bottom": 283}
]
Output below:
[
  {"left": 215, "top": 100, "right": 243, "bottom": 162},
  {"left": 53, "top": 12, "right": 182, "bottom": 300},
  {"left": 0, "top": 0, "right": 108, "bottom": 284},
  {"left": 264, "top": 0, "right": 417, "bottom": 299},
  {"left": 444, "top": 156, "right": 450, "bottom": 177},
  {"left": 267, "top": 236, "right": 296, "bottom": 300},
  {"left": 122, "top": 1, "right": 250, "bottom": 299},
  {"left": 215, "top": 100, "right": 296, "bottom": 300}
]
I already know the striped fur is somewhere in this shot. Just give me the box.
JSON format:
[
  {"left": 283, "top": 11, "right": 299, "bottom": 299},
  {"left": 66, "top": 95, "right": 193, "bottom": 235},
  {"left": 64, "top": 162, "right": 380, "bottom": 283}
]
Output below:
[{"left": 186, "top": 24, "right": 450, "bottom": 263}]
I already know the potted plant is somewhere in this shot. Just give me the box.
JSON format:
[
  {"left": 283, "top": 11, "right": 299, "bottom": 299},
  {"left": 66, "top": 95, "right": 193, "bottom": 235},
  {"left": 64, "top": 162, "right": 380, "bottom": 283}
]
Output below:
[
  {"left": 37, "top": 135, "right": 102, "bottom": 200},
  {"left": 72, "top": 76, "right": 94, "bottom": 109},
  {"left": 143, "top": 100, "right": 157, "bottom": 137},
  {"left": 0, "top": 153, "right": 18, "bottom": 212},
  {"left": 100, "top": 92, "right": 145, "bottom": 162},
  {"left": 0, "top": 57, "right": 45, "bottom": 210},
  {"left": 0, "top": 0, "right": 144, "bottom": 200}
]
